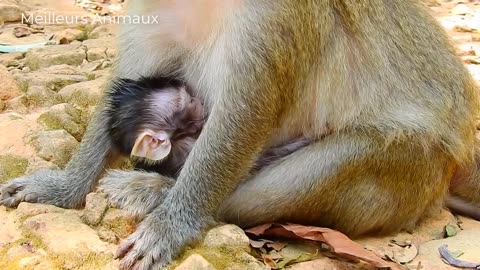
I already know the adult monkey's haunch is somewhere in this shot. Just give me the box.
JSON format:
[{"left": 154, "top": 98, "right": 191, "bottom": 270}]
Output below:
[{"left": 1, "top": 0, "right": 480, "bottom": 269}]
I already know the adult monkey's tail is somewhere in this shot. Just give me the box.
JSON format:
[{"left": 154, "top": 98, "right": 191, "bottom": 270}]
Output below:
[{"left": 448, "top": 140, "right": 480, "bottom": 220}]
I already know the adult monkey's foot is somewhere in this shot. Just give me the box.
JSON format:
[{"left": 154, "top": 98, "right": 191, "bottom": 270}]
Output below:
[
  {"left": 99, "top": 170, "right": 175, "bottom": 218},
  {"left": 0, "top": 169, "right": 88, "bottom": 208}
]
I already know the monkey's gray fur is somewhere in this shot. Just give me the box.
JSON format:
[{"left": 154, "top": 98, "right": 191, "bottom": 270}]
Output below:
[{"left": 1, "top": 1, "right": 479, "bottom": 269}]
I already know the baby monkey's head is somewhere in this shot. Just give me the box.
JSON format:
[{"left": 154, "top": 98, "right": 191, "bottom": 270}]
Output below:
[{"left": 108, "top": 77, "right": 206, "bottom": 177}]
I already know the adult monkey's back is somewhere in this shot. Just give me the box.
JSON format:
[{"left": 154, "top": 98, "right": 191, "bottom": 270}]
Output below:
[{"left": 1, "top": 0, "right": 480, "bottom": 269}]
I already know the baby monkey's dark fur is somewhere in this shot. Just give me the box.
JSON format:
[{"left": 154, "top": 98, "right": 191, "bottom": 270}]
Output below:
[
  {"left": 108, "top": 78, "right": 311, "bottom": 177},
  {"left": 108, "top": 77, "right": 204, "bottom": 177}
]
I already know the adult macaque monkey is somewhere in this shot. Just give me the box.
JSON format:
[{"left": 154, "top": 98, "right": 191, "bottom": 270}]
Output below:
[{"left": 1, "top": 0, "right": 480, "bottom": 269}]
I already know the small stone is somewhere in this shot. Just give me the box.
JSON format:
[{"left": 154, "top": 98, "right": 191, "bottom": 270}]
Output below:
[
  {"left": 29, "top": 130, "right": 79, "bottom": 168},
  {"left": 0, "top": 113, "right": 40, "bottom": 159},
  {"left": 5, "top": 95, "right": 28, "bottom": 113},
  {"left": 0, "top": 64, "right": 21, "bottom": 100},
  {"left": 14, "top": 26, "right": 30, "bottom": 38},
  {"left": 444, "top": 223, "right": 460, "bottom": 238},
  {"left": 7, "top": 244, "right": 35, "bottom": 259},
  {"left": 0, "top": 3, "right": 25, "bottom": 22},
  {"left": 13, "top": 71, "right": 88, "bottom": 92},
  {"left": 101, "top": 208, "right": 137, "bottom": 239},
  {"left": 82, "top": 38, "right": 114, "bottom": 62},
  {"left": 18, "top": 256, "right": 41, "bottom": 268},
  {"left": 83, "top": 193, "right": 109, "bottom": 226},
  {"left": 58, "top": 77, "right": 107, "bottom": 108},
  {"left": 0, "top": 206, "right": 22, "bottom": 251},
  {"left": 25, "top": 86, "right": 61, "bottom": 107},
  {"left": 33, "top": 261, "right": 56, "bottom": 270},
  {"left": 0, "top": 154, "right": 28, "bottom": 184},
  {"left": 106, "top": 48, "right": 116, "bottom": 59},
  {"left": 175, "top": 254, "right": 216, "bottom": 270},
  {"left": 452, "top": 4, "right": 471, "bottom": 16},
  {"left": 97, "top": 227, "right": 118, "bottom": 244},
  {"left": 0, "top": 52, "right": 24, "bottom": 67},
  {"left": 42, "top": 64, "right": 84, "bottom": 76},
  {"left": 87, "top": 47, "right": 107, "bottom": 61},
  {"left": 101, "top": 260, "right": 120, "bottom": 270},
  {"left": 30, "top": 24, "right": 45, "bottom": 32},
  {"left": 24, "top": 157, "right": 59, "bottom": 174},
  {"left": 56, "top": 29, "right": 87, "bottom": 44},
  {"left": 16, "top": 202, "right": 64, "bottom": 219},
  {"left": 24, "top": 44, "right": 86, "bottom": 71},
  {"left": 203, "top": 224, "right": 250, "bottom": 252},
  {"left": 38, "top": 103, "right": 86, "bottom": 141},
  {"left": 89, "top": 25, "right": 117, "bottom": 39},
  {"left": 288, "top": 258, "right": 374, "bottom": 270},
  {"left": 23, "top": 212, "right": 111, "bottom": 255}
]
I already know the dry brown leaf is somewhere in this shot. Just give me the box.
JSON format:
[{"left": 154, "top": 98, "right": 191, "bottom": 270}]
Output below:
[
  {"left": 250, "top": 239, "right": 267, "bottom": 249},
  {"left": 267, "top": 242, "right": 287, "bottom": 251},
  {"left": 262, "top": 254, "right": 279, "bottom": 268},
  {"left": 246, "top": 223, "right": 402, "bottom": 270}
]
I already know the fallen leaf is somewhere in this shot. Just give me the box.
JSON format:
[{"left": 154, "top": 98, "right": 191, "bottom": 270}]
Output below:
[
  {"left": 262, "top": 254, "right": 279, "bottom": 269},
  {"left": 250, "top": 239, "right": 266, "bottom": 249},
  {"left": 276, "top": 252, "right": 317, "bottom": 268},
  {"left": 267, "top": 242, "right": 287, "bottom": 251},
  {"left": 391, "top": 245, "right": 418, "bottom": 264},
  {"left": 246, "top": 223, "right": 402, "bottom": 270}
]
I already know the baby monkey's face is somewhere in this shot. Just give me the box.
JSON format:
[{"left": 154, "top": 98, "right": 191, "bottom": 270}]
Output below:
[{"left": 131, "top": 86, "right": 206, "bottom": 162}]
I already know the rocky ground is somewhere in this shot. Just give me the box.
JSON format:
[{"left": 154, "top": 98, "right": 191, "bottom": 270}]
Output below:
[{"left": 0, "top": 0, "right": 480, "bottom": 269}]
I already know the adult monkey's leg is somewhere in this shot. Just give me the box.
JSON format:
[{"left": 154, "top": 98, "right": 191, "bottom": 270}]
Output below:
[
  {"left": 99, "top": 170, "right": 175, "bottom": 218},
  {"left": 0, "top": 1, "right": 183, "bottom": 208},
  {"left": 219, "top": 133, "right": 455, "bottom": 237},
  {"left": 100, "top": 132, "right": 454, "bottom": 237}
]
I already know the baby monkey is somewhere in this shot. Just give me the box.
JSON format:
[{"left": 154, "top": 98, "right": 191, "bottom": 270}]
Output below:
[{"left": 108, "top": 78, "right": 311, "bottom": 177}]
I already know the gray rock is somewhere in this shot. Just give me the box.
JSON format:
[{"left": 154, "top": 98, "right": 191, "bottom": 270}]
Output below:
[
  {"left": 87, "top": 47, "right": 108, "bottom": 62},
  {"left": 101, "top": 208, "right": 137, "bottom": 239},
  {"left": 29, "top": 130, "right": 79, "bottom": 168},
  {"left": 16, "top": 203, "right": 65, "bottom": 219},
  {"left": 56, "top": 28, "right": 87, "bottom": 44},
  {"left": 0, "top": 52, "right": 24, "bottom": 67},
  {"left": 0, "top": 99, "right": 5, "bottom": 111},
  {"left": 13, "top": 71, "right": 88, "bottom": 92},
  {"left": 97, "top": 227, "right": 118, "bottom": 244},
  {"left": 25, "top": 85, "right": 61, "bottom": 107},
  {"left": 0, "top": 154, "right": 28, "bottom": 184},
  {"left": 5, "top": 95, "right": 28, "bottom": 113},
  {"left": 58, "top": 77, "right": 107, "bottom": 107},
  {"left": 89, "top": 25, "right": 117, "bottom": 39},
  {"left": 0, "top": 64, "right": 21, "bottom": 100},
  {"left": 41, "top": 64, "right": 84, "bottom": 76},
  {"left": 175, "top": 254, "right": 216, "bottom": 270},
  {"left": 0, "top": 2, "right": 24, "bottom": 22},
  {"left": 38, "top": 103, "right": 85, "bottom": 141},
  {"left": 0, "top": 206, "right": 22, "bottom": 251},
  {"left": 82, "top": 38, "right": 115, "bottom": 62},
  {"left": 203, "top": 224, "right": 250, "bottom": 252},
  {"left": 82, "top": 193, "right": 108, "bottom": 226},
  {"left": 25, "top": 44, "right": 86, "bottom": 71},
  {"left": 23, "top": 213, "right": 112, "bottom": 262}
]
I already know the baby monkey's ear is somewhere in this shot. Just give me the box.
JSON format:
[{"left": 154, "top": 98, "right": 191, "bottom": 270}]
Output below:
[{"left": 131, "top": 130, "right": 172, "bottom": 161}]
